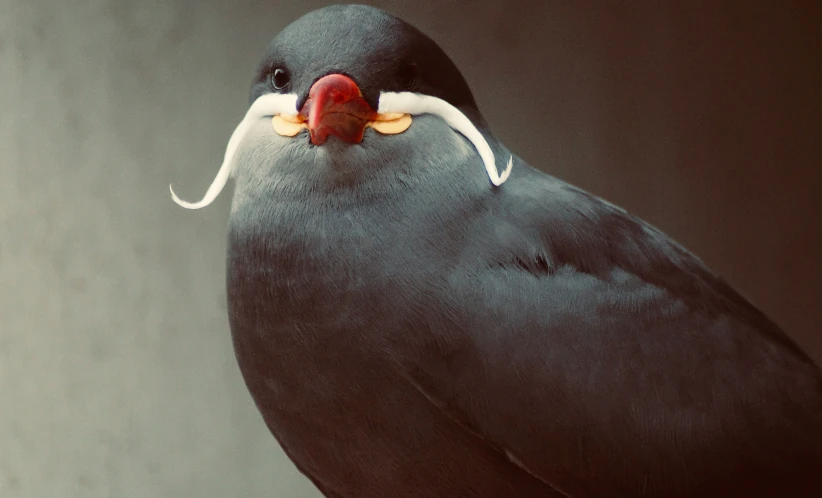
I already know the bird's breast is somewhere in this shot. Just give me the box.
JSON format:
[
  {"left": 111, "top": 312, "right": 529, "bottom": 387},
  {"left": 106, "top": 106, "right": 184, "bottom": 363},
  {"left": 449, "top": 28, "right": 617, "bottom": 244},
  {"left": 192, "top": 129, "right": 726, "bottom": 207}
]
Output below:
[
  {"left": 224, "top": 192, "right": 449, "bottom": 375},
  {"left": 223, "top": 193, "right": 460, "bottom": 463}
]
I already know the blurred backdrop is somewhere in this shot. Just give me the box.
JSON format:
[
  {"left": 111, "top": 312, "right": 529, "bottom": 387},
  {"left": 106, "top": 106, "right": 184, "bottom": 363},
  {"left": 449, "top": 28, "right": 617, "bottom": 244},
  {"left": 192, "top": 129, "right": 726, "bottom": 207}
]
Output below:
[{"left": 1, "top": 0, "right": 820, "bottom": 497}]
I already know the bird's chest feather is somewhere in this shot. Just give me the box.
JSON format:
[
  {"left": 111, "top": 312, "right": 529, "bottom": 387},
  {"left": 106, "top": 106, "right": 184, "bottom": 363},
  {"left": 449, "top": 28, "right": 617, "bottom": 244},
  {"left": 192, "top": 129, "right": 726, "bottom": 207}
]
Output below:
[
  {"left": 224, "top": 192, "right": 447, "bottom": 407},
  {"left": 230, "top": 196, "right": 428, "bottom": 323}
]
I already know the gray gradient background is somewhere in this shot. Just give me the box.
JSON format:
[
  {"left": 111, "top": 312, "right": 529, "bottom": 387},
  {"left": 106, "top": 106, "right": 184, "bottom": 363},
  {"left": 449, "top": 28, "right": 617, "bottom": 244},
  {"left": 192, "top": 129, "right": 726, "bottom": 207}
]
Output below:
[{"left": 2, "top": 1, "right": 820, "bottom": 497}]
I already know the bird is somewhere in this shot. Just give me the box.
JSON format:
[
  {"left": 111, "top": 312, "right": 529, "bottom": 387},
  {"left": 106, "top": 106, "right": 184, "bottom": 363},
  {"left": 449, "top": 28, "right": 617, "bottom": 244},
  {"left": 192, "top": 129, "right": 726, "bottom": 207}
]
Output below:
[{"left": 171, "top": 5, "right": 822, "bottom": 497}]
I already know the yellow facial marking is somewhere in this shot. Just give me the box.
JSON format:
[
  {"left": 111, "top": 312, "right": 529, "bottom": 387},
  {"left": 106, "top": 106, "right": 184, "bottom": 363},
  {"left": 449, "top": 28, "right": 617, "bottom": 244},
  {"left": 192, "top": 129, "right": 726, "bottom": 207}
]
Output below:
[
  {"left": 271, "top": 115, "right": 307, "bottom": 137},
  {"left": 271, "top": 113, "right": 413, "bottom": 137},
  {"left": 367, "top": 114, "right": 412, "bottom": 135}
]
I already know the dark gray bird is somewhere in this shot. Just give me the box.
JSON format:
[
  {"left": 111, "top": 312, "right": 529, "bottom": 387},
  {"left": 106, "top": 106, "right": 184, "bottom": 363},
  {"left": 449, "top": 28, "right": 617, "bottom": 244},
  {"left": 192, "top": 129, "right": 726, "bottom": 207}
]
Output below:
[{"left": 171, "top": 5, "right": 822, "bottom": 497}]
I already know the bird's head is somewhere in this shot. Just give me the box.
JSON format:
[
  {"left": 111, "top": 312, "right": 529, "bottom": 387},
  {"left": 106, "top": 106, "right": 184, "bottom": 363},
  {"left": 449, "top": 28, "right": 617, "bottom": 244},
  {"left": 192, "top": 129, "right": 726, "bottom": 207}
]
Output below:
[{"left": 170, "top": 4, "right": 512, "bottom": 209}]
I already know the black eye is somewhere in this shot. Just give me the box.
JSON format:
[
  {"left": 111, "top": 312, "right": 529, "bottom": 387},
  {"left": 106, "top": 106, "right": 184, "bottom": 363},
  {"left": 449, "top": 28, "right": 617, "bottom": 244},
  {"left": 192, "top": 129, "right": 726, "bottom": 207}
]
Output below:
[
  {"left": 397, "top": 63, "right": 418, "bottom": 90},
  {"left": 270, "top": 68, "right": 290, "bottom": 90}
]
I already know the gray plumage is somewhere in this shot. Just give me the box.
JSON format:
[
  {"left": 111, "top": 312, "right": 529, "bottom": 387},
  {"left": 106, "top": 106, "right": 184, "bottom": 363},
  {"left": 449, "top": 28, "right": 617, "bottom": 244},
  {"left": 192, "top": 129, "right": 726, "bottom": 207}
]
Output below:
[{"left": 221, "top": 5, "right": 822, "bottom": 497}]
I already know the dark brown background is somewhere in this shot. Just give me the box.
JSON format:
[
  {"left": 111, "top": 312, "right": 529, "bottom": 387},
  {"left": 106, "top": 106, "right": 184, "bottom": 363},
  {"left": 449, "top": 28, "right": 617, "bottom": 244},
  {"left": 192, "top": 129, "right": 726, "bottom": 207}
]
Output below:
[{"left": 2, "top": 1, "right": 819, "bottom": 496}]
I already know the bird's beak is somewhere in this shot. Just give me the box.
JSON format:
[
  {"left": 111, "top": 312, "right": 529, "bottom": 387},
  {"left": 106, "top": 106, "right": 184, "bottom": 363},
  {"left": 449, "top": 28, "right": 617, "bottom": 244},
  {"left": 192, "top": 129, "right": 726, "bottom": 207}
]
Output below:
[
  {"left": 271, "top": 74, "right": 412, "bottom": 144},
  {"left": 299, "top": 74, "right": 375, "bottom": 145}
]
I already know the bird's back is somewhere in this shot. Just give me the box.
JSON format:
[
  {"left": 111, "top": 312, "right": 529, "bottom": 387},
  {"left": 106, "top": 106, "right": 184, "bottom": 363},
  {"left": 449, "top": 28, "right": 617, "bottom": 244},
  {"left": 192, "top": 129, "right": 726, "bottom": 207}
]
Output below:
[{"left": 396, "top": 160, "right": 822, "bottom": 497}]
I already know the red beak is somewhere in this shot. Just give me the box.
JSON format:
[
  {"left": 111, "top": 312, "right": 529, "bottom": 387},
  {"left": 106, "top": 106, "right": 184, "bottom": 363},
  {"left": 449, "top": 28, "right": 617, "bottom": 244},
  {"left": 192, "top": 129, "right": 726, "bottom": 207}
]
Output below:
[{"left": 298, "top": 74, "right": 377, "bottom": 145}]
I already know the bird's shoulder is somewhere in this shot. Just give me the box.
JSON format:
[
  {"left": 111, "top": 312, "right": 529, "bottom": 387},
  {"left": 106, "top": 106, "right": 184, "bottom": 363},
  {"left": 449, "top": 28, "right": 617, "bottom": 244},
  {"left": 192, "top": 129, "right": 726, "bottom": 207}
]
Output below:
[{"left": 470, "top": 158, "right": 785, "bottom": 338}]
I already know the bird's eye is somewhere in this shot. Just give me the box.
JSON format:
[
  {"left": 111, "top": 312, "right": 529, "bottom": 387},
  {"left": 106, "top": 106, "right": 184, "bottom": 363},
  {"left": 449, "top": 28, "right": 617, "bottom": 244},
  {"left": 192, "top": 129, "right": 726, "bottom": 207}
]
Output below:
[
  {"left": 270, "top": 68, "right": 290, "bottom": 90},
  {"left": 397, "top": 63, "right": 418, "bottom": 90}
]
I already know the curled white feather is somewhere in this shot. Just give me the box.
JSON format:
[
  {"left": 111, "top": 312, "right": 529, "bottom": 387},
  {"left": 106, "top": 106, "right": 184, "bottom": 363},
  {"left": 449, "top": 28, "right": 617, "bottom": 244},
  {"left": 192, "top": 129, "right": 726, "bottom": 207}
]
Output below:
[
  {"left": 378, "top": 92, "right": 513, "bottom": 186},
  {"left": 169, "top": 93, "right": 299, "bottom": 209}
]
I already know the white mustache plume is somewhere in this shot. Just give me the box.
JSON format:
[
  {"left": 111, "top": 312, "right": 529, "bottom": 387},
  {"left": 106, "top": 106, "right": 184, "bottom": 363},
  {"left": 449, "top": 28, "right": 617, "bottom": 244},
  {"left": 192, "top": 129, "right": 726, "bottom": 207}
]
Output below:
[
  {"left": 377, "top": 92, "right": 512, "bottom": 187},
  {"left": 169, "top": 93, "right": 299, "bottom": 210},
  {"left": 170, "top": 92, "right": 513, "bottom": 209}
]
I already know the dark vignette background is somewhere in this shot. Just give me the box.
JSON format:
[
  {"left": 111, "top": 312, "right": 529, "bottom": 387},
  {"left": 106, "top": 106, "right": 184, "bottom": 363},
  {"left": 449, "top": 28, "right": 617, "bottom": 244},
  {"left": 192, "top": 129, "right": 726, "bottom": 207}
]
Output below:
[{"left": 1, "top": 1, "right": 820, "bottom": 496}]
